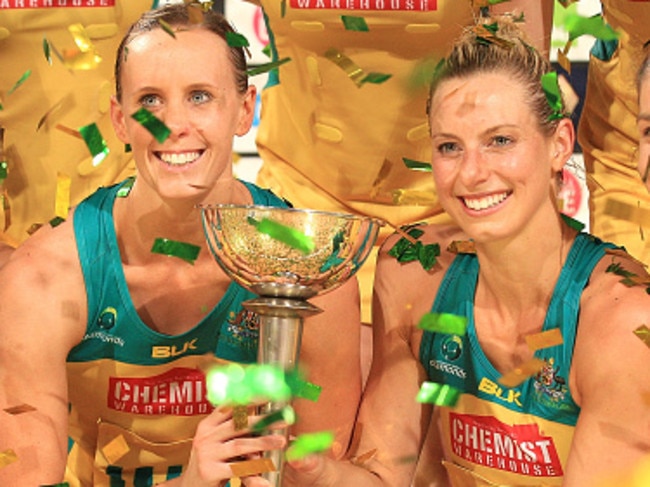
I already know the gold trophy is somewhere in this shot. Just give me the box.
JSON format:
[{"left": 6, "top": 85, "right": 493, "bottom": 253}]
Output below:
[{"left": 201, "top": 205, "right": 382, "bottom": 485}]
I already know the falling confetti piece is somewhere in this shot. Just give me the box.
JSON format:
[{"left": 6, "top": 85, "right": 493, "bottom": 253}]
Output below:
[
  {"left": 78, "top": 123, "right": 109, "bottom": 167},
  {"left": 55, "top": 173, "right": 71, "bottom": 219},
  {"left": 251, "top": 406, "right": 296, "bottom": 433},
  {"left": 525, "top": 329, "right": 564, "bottom": 351},
  {"left": 498, "top": 358, "right": 546, "bottom": 388},
  {"left": 3, "top": 404, "right": 37, "bottom": 415},
  {"left": 541, "top": 72, "right": 565, "bottom": 121},
  {"left": 418, "top": 313, "right": 468, "bottom": 336},
  {"left": 151, "top": 238, "right": 201, "bottom": 264},
  {"left": 49, "top": 216, "right": 66, "bottom": 228},
  {"left": 561, "top": 213, "right": 585, "bottom": 232},
  {"left": 402, "top": 158, "right": 432, "bottom": 172},
  {"left": 341, "top": 15, "right": 369, "bottom": 32},
  {"left": 286, "top": 372, "right": 321, "bottom": 402},
  {"left": 324, "top": 48, "right": 365, "bottom": 86},
  {"left": 157, "top": 19, "right": 176, "bottom": 38},
  {"left": 233, "top": 405, "right": 249, "bottom": 431},
  {"left": 634, "top": 325, "right": 650, "bottom": 348},
  {"left": 285, "top": 431, "right": 335, "bottom": 462},
  {"left": 564, "top": 13, "right": 619, "bottom": 43},
  {"left": 230, "top": 458, "right": 276, "bottom": 477},
  {"left": 226, "top": 31, "right": 250, "bottom": 48},
  {"left": 55, "top": 124, "right": 83, "bottom": 140},
  {"left": 116, "top": 178, "right": 135, "bottom": 198},
  {"left": 6, "top": 70, "right": 32, "bottom": 96},
  {"left": 43, "top": 37, "right": 52, "bottom": 65},
  {"left": 0, "top": 449, "right": 17, "bottom": 469},
  {"left": 101, "top": 434, "right": 130, "bottom": 464},
  {"left": 360, "top": 72, "right": 392, "bottom": 85},
  {"left": 447, "top": 240, "right": 476, "bottom": 254},
  {"left": 388, "top": 227, "right": 440, "bottom": 271},
  {"left": 131, "top": 107, "right": 171, "bottom": 143},
  {"left": 247, "top": 57, "right": 291, "bottom": 77},
  {"left": 206, "top": 363, "right": 292, "bottom": 406},
  {"left": 416, "top": 382, "right": 461, "bottom": 406},
  {"left": 249, "top": 217, "right": 315, "bottom": 254}
]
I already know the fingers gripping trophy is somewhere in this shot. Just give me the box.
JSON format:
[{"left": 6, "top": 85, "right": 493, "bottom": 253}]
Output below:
[{"left": 201, "top": 204, "right": 382, "bottom": 484}]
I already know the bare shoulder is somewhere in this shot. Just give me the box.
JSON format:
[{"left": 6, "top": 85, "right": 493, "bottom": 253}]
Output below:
[
  {"left": 0, "top": 216, "right": 86, "bottom": 348},
  {"left": 375, "top": 223, "right": 467, "bottom": 331},
  {"left": 573, "top": 250, "right": 650, "bottom": 398}
]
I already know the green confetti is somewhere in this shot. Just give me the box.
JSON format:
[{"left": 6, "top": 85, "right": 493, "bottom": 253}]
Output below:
[
  {"left": 564, "top": 13, "right": 619, "bottom": 43},
  {"left": 0, "top": 161, "right": 7, "bottom": 180},
  {"left": 341, "top": 15, "right": 369, "bottom": 32},
  {"left": 247, "top": 57, "right": 291, "bottom": 77},
  {"left": 417, "top": 313, "right": 468, "bottom": 336},
  {"left": 560, "top": 213, "right": 585, "bottom": 232},
  {"left": 285, "top": 431, "right": 335, "bottom": 462},
  {"left": 286, "top": 371, "right": 322, "bottom": 402},
  {"left": 540, "top": 72, "right": 564, "bottom": 121},
  {"left": 157, "top": 19, "right": 176, "bottom": 38},
  {"left": 248, "top": 216, "right": 315, "bottom": 254},
  {"left": 49, "top": 216, "right": 66, "bottom": 228},
  {"left": 402, "top": 158, "right": 432, "bottom": 172},
  {"left": 281, "top": 0, "right": 286, "bottom": 17},
  {"left": 226, "top": 31, "right": 250, "bottom": 48},
  {"left": 206, "top": 364, "right": 292, "bottom": 406},
  {"left": 131, "top": 107, "right": 171, "bottom": 143},
  {"left": 43, "top": 37, "right": 52, "bottom": 65},
  {"left": 7, "top": 70, "right": 32, "bottom": 96},
  {"left": 261, "top": 43, "right": 272, "bottom": 58},
  {"left": 116, "top": 177, "right": 135, "bottom": 198},
  {"left": 40, "top": 483, "right": 70, "bottom": 487},
  {"left": 388, "top": 226, "right": 440, "bottom": 271},
  {"left": 488, "top": 0, "right": 510, "bottom": 4},
  {"left": 360, "top": 72, "right": 392, "bottom": 85},
  {"left": 416, "top": 382, "right": 461, "bottom": 407},
  {"left": 606, "top": 262, "right": 641, "bottom": 288},
  {"left": 78, "top": 122, "right": 110, "bottom": 167},
  {"left": 251, "top": 406, "right": 296, "bottom": 433},
  {"left": 151, "top": 238, "right": 201, "bottom": 264}
]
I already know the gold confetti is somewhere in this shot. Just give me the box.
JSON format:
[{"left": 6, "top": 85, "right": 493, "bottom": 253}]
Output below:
[
  {"left": 55, "top": 173, "right": 72, "bottom": 219},
  {"left": 604, "top": 199, "right": 650, "bottom": 227},
  {"left": 556, "top": 48, "right": 572, "bottom": 74},
  {"left": 229, "top": 458, "right": 276, "bottom": 477},
  {"left": 233, "top": 405, "right": 249, "bottom": 431},
  {"left": 634, "top": 325, "right": 650, "bottom": 348},
  {"left": 447, "top": 240, "right": 476, "bottom": 254},
  {"left": 3, "top": 404, "right": 37, "bottom": 415},
  {"left": 0, "top": 449, "right": 17, "bottom": 469},
  {"left": 55, "top": 124, "right": 83, "bottom": 140},
  {"left": 101, "top": 434, "right": 130, "bottom": 464},
  {"left": 324, "top": 48, "right": 365, "bottom": 86},
  {"left": 525, "top": 329, "right": 564, "bottom": 352},
  {"left": 498, "top": 358, "right": 546, "bottom": 388},
  {"left": 391, "top": 189, "right": 437, "bottom": 206},
  {"left": 351, "top": 448, "right": 377, "bottom": 468}
]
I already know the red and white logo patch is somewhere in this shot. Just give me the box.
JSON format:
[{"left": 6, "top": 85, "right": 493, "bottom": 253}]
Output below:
[
  {"left": 450, "top": 412, "right": 563, "bottom": 477},
  {"left": 289, "top": 0, "right": 437, "bottom": 11},
  {"left": 108, "top": 367, "right": 213, "bottom": 416},
  {"left": 0, "top": 0, "right": 114, "bottom": 8}
]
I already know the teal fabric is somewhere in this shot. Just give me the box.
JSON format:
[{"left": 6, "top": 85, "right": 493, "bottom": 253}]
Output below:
[
  {"left": 68, "top": 178, "right": 288, "bottom": 365},
  {"left": 420, "top": 233, "right": 617, "bottom": 427}
]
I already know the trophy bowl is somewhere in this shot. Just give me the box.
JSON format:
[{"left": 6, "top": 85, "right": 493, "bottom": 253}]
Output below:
[{"left": 201, "top": 205, "right": 383, "bottom": 299}]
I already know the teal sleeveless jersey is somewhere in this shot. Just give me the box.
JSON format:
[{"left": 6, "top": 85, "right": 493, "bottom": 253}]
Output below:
[
  {"left": 420, "top": 233, "right": 617, "bottom": 486},
  {"left": 65, "top": 179, "right": 288, "bottom": 487}
]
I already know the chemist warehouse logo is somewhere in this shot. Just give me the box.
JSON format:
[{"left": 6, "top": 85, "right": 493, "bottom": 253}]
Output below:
[
  {"left": 0, "top": 0, "right": 114, "bottom": 8},
  {"left": 290, "top": 0, "right": 436, "bottom": 11},
  {"left": 450, "top": 412, "right": 563, "bottom": 477},
  {"left": 108, "top": 367, "right": 213, "bottom": 416}
]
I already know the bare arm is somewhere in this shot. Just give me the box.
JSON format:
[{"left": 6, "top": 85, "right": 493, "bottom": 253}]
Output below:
[
  {"left": 564, "top": 262, "right": 650, "bottom": 485},
  {"left": 292, "top": 277, "right": 363, "bottom": 458},
  {"left": 285, "top": 230, "right": 450, "bottom": 486},
  {"left": 0, "top": 225, "right": 83, "bottom": 485}
]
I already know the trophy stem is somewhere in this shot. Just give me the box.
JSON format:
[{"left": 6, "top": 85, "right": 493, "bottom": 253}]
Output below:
[{"left": 243, "top": 297, "right": 322, "bottom": 486}]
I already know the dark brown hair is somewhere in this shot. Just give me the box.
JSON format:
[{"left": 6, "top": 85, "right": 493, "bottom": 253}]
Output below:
[{"left": 114, "top": 4, "right": 249, "bottom": 101}]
